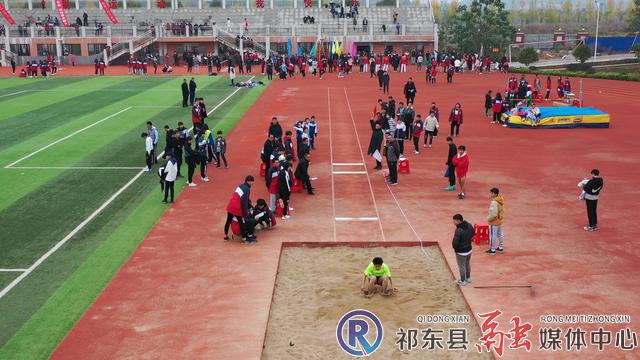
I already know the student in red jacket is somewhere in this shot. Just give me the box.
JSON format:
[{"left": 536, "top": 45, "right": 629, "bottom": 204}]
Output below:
[
  {"left": 451, "top": 145, "right": 469, "bottom": 199},
  {"left": 412, "top": 115, "right": 424, "bottom": 154},
  {"left": 449, "top": 103, "right": 463, "bottom": 137},
  {"left": 265, "top": 158, "right": 281, "bottom": 211},
  {"left": 224, "top": 175, "right": 256, "bottom": 243}
]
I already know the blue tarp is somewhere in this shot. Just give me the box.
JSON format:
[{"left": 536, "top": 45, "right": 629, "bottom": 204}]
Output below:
[
  {"left": 537, "top": 107, "right": 607, "bottom": 117},
  {"left": 585, "top": 36, "right": 638, "bottom": 52}
]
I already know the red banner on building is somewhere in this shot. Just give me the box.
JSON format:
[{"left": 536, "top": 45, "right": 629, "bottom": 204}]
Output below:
[
  {"left": 98, "top": 0, "right": 120, "bottom": 24},
  {"left": 54, "top": 0, "right": 70, "bottom": 26},
  {"left": 0, "top": 2, "right": 16, "bottom": 25}
]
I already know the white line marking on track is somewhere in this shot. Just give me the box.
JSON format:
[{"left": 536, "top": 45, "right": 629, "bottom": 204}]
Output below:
[
  {"left": 333, "top": 171, "right": 367, "bottom": 174},
  {"left": 343, "top": 88, "right": 386, "bottom": 242},
  {"left": 0, "top": 90, "right": 27, "bottom": 98},
  {"left": 0, "top": 83, "right": 251, "bottom": 300},
  {"left": 0, "top": 269, "right": 27, "bottom": 272},
  {"left": 335, "top": 217, "right": 379, "bottom": 221},
  {"left": 327, "top": 88, "right": 337, "bottom": 242},
  {"left": 4, "top": 107, "right": 133, "bottom": 169},
  {"left": 332, "top": 162, "right": 365, "bottom": 166},
  {"left": 6, "top": 166, "right": 143, "bottom": 170}
]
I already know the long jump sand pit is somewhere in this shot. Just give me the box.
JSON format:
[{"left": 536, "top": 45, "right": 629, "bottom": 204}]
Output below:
[{"left": 262, "top": 243, "right": 490, "bottom": 359}]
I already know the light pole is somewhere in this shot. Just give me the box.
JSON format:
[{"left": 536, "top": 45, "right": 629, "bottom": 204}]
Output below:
[{"left": 594, "top": 0, "right": 600, "bottom": 62}]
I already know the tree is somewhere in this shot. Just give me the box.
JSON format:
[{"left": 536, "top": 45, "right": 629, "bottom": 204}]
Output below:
[
  {"left": 433, "top": 0, "right": 442, "bottom": 23},
  {"left": 573, "top": 44, "right": 593, "bottom": 63},
  {"left": 561, "top": 0, "right": 574, "bottom": 23},
  {"left": 445, "top": 0, "right": 516, "bottom": 55},
  {"left": 629, "top": 0, "right": 640, "bottom": 31},
  {"left": 518, "top": 46, "right": 539, "bottom": 66},
  {"left": 632, "top": 44, "right": 640, "bottom": 58},
  {"left": 586, "top": 0, "right": 596, "bottom": 22},
  {"left": 605, "top": 0, "right": 616, "bottom": 21}
]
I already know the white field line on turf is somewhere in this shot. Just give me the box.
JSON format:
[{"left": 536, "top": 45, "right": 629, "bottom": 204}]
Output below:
[
  {"left": 0, "top": 170, "right": 145, "bottom": 300},
  {"left": 335, "top": 217, "right": 379, "bottom": 221},
  {"left": 333, "top": 171, "right": 367, "bottom": 175},
  {"left": 0, "top": 90, "right": 27, "bottom": 98},
  {"left": 343, "top": 88, "right": 386, "bottom": 242},
  {"left": 327, "top": 88, "right": 337, "bottom": 242},
  {"left": 0, "top": 269, "right": 27, "bottom": 272},
  {"left": 7, "top": 166, "right": 142, "bottom": 170},
  {"left": 4, "top": 107, "right": 133, "bottom": 169},
  {"left": 207, "top": 75, "right": 255, "bottom": 116},
  {"left": 0, "top": 84, "right": 250, "bottom": 300}
]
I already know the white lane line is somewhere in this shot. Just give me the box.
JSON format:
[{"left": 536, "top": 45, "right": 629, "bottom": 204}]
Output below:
[
  {"left": 327, "top": 88, "right": 337, "bottom": 242},
  {"left": 333, "top": 171, "right": 367, "bottom": 174},
  {"left": 343, "top": 88, "right": 386, "bottom": 242},
  {"left": 0, "top": 90, "right": 27, "bottom": 98},
  {"left": 207, "top": 75, "right": 255, "bottom": 116},
  {"left": 7, "top": 166, "right": 142, "bottom": 170},
  {"left": 0, "top": 169, "right": 146, "bottom": 300},
  {"left": 0, "top": 269, "right": 27, "bottom": 272},
  {"left": 0, "top": 84, "right": 251, "bottom": 300},
  {"left": 4, "top": 107, "right": 133, "bottom": 169},
  {"left": 335, "top": 217, "right": 379, "bottom": 221},
  {"left": 332, "top": 162, "right": 364, "bottom": 166}
]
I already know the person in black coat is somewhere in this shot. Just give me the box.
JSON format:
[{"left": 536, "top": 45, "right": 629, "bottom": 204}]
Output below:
[
  {"left": 404, "top": 77, "right": 417, "bottom": 105},
  {"left": 188, "top": 77, "right": 197, "bottom": 106},
  {"left": 368, "top": 120, "right": 384, "bottom": 170},
  {"left": 381, "top": 71, "right": 390, "bottom": 94},
  {"left": 268, "top": 117, "right": 283, "bottom": 142},
  {"left": 295, "top": 152, "right": 314, "bottom": 195},
  {"left": 278, "top": 161, "right": 293, "bottom": 219},
  {"left": 452, "top": 214, "right": 475, "bottom": 285},
  {"left": 183, "top": 137, "right": 198, "bottom": 186},
  {"left": 261, "top": 134, "right": 276, "bottom": 173},
  {"left": 297, "top": 137, "right": 310, "bottom": 161},
  {"left": 181, "top": 79, "right": 189, "bottom": 108},
  {"left": 445, "top": 136, "right": 457, "bottom": 190},
  {"left": 581, "top": 168, "right": 604, "bottom": 231}
]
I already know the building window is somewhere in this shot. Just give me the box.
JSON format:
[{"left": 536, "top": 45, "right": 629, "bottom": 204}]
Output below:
[
  {"left": 88, "top": 43, "right": 108, "bottom": 55},
  {"left": 10, "top": 44, "right": 31, "bottom": 56},
  {"left": 37, "top": 44, "right": 57, "bottom": 56}
]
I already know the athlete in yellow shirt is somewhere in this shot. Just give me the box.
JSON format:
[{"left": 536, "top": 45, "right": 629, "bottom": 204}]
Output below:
[{"left": 361, "top": 257, "right": 394, "bottom": 297}]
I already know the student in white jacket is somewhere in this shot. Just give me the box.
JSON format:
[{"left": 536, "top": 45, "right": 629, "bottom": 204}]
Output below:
[
  {"left": 163, "top": 153, "right": 178, "bottom": 203},
  {"left": 423, "top": 112, "right": 439, "bottom": 148},
  {"left": 142, "top": 132, "right": 153, "bottom": 171}
]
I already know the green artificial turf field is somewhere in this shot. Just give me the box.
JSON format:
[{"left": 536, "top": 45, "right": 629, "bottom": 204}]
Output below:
[{"left": 0, "top": 75, "right": 268, "bottom": 359}]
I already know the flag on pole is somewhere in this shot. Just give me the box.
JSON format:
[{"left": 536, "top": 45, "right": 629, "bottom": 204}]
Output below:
[
  {"left": 0, "top": 2, "right": 16, "bottom": 25},
  {"left": 287, "top": 38, "right": 293, "bottom": 57},
  {"left": 310, "top": 42, "right": 317, "bottom": 57}
]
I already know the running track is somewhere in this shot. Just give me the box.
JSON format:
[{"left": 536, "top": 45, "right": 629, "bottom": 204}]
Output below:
[{"left": 49, "top": 70, "right": 640, "bottom": 359}]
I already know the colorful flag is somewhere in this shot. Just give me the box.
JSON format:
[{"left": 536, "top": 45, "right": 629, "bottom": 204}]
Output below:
[{"left": 54, "top": 0, "right": 70, "bottom": 26}]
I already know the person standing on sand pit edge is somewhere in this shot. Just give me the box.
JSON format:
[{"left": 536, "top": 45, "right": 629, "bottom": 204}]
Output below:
[
  {"left": 384, "top": 133, "right": 400, "bottom": 186},
  {"left": 361, "top": 257, "right": 394, "bottom": 297},
  {"left": 580, "top": 169, "right": 604, "bottom": 232},
  {"left": 452, "top": 214, "right": 474, "bottom": 286},
  {"left": 181, "top": 79, "right": 189, "bottom": 108},
  {"left": 486, "top": 187, "right": 505, "bottom": 255},
  {"left": 224, "top": 175, "right": 257, "bottom": 243}
]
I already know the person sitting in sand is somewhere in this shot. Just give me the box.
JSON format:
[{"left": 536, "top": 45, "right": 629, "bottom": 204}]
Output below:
[{"left": 361, "top": 257, "right": 394, "bottom": 297}]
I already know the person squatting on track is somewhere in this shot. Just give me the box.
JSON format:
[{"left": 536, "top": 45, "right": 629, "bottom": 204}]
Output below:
[{"left": 225, "top": 175, "right": 257, "bottom": 243}]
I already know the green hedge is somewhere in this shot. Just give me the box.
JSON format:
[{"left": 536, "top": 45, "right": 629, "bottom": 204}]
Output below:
[{"left": 509, "top": 67, "right": 640, "bottom": 82}]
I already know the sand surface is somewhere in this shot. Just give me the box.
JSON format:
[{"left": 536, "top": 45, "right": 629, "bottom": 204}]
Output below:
[{"left": 262, "top": 246, "right": 491, "bottom": 359}]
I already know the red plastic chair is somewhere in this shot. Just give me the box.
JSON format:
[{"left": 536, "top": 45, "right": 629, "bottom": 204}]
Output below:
[
  {"left": 398, "top": 158, "right": 410, "bottom": 174},
  {"left": 291, "top": 178, "right": 303, "bottom": 193},
  {"left": 473, "top": 223, "right": 490, "bottom": 245}
]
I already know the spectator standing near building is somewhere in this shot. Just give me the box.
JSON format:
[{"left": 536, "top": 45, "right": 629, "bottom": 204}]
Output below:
[
  {"left": 452, "top": 214, "right": 474, "bottom": 286},
  {"left": 486, "top": 187, "right": 505, "bottom": 255}
]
